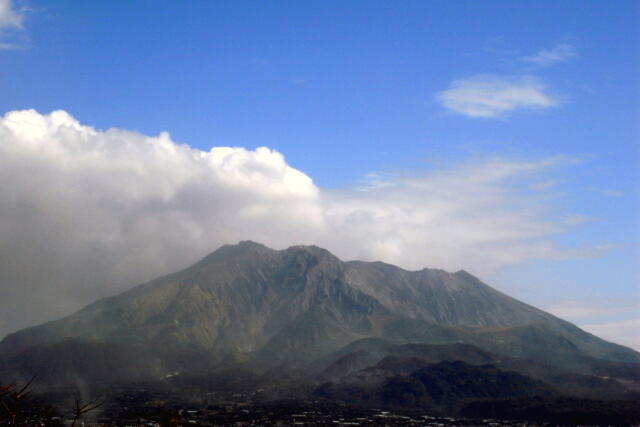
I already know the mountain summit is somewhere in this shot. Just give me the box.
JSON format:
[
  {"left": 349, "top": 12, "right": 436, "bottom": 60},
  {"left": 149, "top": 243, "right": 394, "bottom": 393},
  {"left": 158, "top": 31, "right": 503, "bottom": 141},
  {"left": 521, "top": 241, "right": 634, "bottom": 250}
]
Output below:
[{"left": 1, "top": 242, "right": 638, "bottom": 385}]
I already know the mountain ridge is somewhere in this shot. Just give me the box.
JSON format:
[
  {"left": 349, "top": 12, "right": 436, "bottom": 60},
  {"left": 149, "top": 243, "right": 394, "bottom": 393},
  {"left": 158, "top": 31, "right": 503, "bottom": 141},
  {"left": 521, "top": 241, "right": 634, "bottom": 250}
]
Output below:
[{"left": 1, "top": 241, "right": 638, "bottom": 387}]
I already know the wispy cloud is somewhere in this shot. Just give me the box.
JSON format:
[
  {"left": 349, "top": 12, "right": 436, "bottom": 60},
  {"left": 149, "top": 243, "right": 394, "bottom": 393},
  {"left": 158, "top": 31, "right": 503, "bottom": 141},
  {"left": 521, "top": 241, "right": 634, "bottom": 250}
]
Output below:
[
  {"left": 522, "top": 43, "right": 576, "bottom": 67},
  {"left": 545, "top": 298, "right": 640, "bottom": 350},
  {"left": 437, "top": 75, "right": 559, "bottom": 119},
  {"left": 0, "top": 41, "right": 19, "bottom": 49},
  {"left": 589, "top": 187, "right": 625, "bottom": 198},
  {"left": 529, "top": 179, "right": 562, "bottom": 191},
  {"left": 546, "top": 298, "right": 639, "bottom": 320},
  {"left": 582, "top": 318, "right": 640, "bottom": 351},
  {"left": 0, "top": 0, "right": 26, "bottom": 50},
  {"left": 0, "top": 109, "right": 594, "bottom": 336}
]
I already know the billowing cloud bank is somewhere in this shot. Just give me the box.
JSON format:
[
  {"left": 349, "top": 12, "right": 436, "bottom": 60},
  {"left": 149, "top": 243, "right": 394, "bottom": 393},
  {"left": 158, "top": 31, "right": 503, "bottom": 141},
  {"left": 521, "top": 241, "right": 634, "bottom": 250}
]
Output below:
[{"left": 0, "top": 110, "right": 580, "bottom": 335}]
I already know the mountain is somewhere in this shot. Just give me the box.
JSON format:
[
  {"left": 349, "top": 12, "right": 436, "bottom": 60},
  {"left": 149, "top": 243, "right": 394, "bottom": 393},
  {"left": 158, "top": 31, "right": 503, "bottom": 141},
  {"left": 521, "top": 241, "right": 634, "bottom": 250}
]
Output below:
[
  {"left": 314, "top": 360, "right": 554, "bottom": 409},
  {"left": 315, "top": 339, "right": 634, "bottom": 400},
  {"left": 0, "top": 241, "right": 638, "bottom": 389},
  {"left": 316, "top": 340, "right": 496, "bottom": 380}
]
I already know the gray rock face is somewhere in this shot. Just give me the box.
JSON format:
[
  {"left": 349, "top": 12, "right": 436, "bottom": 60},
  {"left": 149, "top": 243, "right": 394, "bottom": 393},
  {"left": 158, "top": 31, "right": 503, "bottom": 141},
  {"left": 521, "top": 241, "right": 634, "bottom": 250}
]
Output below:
[{"left": 1, "top": 241, "right": 638, "bottom": 384}]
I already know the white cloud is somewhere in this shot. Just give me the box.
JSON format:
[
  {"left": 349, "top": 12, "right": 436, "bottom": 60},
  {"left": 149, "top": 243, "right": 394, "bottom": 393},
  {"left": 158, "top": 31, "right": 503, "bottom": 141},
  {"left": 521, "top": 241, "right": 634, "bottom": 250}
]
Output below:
[
  {"left": 0, "top": 0, "right": 22, "bottom": 30},
  {"left": 321, "top": 156, "right": 580, "bottom": 271},
  {"left": 582, "top": 318, "right": 640, "bottom": 351},
  {"left": 0, "top": 110, "right": 592, "bottom": 336},
  {"left": 0, "top": 0, "right": 25, "bottom": 49},
  {"left": 437, "top": 75, "right": 559, "bottom": 118},
  {"left": 522, "top": 43, "right": 576, "bottom": 67}
]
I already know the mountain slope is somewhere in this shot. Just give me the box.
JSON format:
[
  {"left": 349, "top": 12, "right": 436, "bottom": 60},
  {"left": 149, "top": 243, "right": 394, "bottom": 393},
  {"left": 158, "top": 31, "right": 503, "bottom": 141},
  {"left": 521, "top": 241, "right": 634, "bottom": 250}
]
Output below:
[
  {"left": 0, "top": 241, "right": 638, "bottom": 386},
  {"left": 314, "top": 360, "right": 554, "bottom": 409}
]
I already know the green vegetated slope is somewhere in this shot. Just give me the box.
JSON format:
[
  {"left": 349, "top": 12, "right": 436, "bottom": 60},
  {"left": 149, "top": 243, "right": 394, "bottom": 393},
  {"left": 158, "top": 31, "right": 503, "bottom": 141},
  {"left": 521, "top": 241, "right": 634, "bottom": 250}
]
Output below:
[{"left": 0, "top": 241, "right": 638, "bottom": 396}]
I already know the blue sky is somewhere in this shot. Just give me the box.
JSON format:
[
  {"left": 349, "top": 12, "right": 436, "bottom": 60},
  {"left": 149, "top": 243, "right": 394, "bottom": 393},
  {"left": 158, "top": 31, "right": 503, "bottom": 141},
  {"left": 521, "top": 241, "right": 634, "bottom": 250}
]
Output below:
[{"left": 0, "top": 0, "right": 638, "bottom": 348}]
